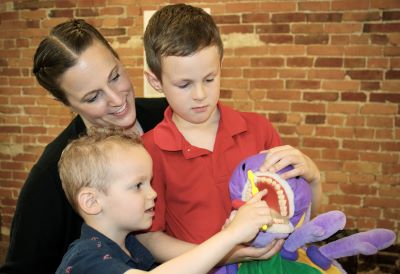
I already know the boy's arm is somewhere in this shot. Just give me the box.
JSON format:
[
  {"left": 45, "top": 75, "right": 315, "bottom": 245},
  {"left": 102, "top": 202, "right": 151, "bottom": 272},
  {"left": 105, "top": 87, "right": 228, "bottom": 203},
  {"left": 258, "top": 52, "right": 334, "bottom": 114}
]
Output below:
[
  {"left": 259, "top": 145, "right": 322, "bottom": 215},
  {"left": 136, "top": 231, "right": 195, "bottom": 262},
  {"left": 128, "top": 191, "right": 271, "bottom": 274}
]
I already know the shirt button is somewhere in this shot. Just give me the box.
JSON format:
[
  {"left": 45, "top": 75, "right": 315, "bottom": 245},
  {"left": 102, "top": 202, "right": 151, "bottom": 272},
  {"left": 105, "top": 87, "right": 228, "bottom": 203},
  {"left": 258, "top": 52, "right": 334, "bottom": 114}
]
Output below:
[{"left": 187, "top": 148, "right": 191, "bottom": 152}]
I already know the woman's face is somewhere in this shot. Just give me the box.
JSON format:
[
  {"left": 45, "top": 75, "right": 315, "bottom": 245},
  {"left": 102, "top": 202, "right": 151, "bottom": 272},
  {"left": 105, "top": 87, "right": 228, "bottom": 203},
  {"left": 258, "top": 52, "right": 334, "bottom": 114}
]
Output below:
[{"left": 59, "top": 42, "right": 137, "bottom": 130}]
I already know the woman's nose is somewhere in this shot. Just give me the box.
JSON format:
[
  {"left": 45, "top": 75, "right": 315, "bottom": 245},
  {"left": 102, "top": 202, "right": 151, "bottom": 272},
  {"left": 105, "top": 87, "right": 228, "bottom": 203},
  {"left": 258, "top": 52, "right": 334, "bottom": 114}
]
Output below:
[{"left": 105, "top": 87, "right": 124, "bottom": 106}]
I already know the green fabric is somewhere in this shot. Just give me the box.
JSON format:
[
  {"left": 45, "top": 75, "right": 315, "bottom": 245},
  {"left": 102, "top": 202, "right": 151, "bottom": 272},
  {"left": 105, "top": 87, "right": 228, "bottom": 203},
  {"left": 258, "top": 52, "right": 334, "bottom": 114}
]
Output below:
[{"left": 237, "top": 254, "right": 322, "bottom": 274}]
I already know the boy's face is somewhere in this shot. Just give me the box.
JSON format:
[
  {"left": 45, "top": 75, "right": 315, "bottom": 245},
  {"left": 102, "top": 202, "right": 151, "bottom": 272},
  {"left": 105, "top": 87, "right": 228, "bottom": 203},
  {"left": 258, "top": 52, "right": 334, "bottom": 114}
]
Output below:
[
  {"left": 158, "top": 45, "right": 221, "bottom": 127},
  {"left": 99, "top": 144, "right": 156, "bottom": 233}
]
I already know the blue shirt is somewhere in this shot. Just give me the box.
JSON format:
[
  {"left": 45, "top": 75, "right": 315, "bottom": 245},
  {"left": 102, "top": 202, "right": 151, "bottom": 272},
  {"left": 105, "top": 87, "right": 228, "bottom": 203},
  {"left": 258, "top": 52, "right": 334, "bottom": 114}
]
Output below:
[{"left": 56, "top": 223, "right": 155, "bottom": 274}]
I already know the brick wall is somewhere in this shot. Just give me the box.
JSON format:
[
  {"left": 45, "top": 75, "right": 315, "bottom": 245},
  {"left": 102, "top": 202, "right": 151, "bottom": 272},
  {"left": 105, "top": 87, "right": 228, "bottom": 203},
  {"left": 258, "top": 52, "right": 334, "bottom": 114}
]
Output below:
[{"left": 0, "top": 0, "right": 399, "bottom": 272}]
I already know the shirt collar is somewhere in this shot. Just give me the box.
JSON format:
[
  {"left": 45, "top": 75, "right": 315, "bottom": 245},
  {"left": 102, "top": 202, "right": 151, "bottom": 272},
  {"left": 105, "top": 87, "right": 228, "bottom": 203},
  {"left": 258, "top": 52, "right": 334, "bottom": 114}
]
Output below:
[
  {"left": 80, "top": 223, "right": 153, "bottom": 267},
  {"left": 153, "top": 102, "right": 247, "bottom": 158}
]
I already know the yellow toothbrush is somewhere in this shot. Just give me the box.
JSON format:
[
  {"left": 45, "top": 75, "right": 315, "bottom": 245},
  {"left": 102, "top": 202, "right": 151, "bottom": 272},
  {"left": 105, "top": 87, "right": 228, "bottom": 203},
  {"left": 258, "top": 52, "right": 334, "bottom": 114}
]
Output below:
[{"left": 247, "top": 170, "right": 268, "bottom": 231}]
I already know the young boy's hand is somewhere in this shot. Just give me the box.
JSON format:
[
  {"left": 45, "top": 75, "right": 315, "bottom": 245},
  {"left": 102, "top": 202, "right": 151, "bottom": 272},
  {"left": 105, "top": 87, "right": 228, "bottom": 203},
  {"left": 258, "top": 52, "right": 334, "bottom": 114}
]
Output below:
[{"left": 224, "top": 190, "right": 272, "bottom": 244}]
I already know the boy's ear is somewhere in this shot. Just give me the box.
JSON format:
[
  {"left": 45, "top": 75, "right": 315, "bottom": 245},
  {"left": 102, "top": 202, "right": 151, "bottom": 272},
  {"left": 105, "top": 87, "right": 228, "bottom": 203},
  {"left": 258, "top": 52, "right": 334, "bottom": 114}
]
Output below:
[
  {"left": 77, "top": 187, "right": 102, "bottom": 215},
  {"left": 144, "top": 70, "right": 163, "bottom": 92}
]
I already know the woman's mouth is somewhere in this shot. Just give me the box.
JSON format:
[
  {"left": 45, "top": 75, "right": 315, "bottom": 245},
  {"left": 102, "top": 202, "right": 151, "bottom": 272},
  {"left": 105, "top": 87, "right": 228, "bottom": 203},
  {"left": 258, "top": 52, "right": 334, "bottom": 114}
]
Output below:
[{"left": 112, "top": 102, "right": 128, "bottom": 116}]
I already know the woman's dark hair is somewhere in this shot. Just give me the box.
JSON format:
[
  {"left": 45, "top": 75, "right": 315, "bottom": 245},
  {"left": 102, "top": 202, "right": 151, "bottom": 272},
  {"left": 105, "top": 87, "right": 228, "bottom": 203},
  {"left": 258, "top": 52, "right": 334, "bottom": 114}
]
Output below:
[{"left": 32, "top": 19, "right": 119, "bottom": 105}]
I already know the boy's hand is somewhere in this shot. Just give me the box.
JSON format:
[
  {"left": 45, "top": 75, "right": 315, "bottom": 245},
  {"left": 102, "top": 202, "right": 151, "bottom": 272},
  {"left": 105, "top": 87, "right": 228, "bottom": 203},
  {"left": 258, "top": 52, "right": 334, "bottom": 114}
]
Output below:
[
  {"left": 224, "top": 190, "right": 272, "bottom": 244},
  {"left": 259, "top": 145, "right": 322, "bottom": 214},
  {"left": 259, "top": 145, "right": 320, "bottom": 183}
]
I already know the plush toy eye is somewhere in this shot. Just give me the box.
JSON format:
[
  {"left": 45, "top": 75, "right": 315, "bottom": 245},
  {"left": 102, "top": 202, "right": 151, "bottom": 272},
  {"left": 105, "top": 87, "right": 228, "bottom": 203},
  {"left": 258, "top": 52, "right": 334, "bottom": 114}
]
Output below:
[{"left": 241, "top": 163, "right": 246, "bottom": 171}]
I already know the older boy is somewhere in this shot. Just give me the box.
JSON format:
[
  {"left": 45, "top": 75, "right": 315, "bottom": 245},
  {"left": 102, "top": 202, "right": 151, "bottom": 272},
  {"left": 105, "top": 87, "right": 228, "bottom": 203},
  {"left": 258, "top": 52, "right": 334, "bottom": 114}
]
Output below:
[
  {"left": 139, "top": 3, "right": 322, "bottom": 272},
  {"left": 56, "top": 129, "right": 272, "bottom": 274}
]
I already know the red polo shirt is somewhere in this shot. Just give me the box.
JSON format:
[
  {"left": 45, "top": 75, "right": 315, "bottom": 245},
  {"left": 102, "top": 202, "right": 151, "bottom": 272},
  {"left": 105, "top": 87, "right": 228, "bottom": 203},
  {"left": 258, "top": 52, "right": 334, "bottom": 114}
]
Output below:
[{"left": 142, "top": 103, "right": 282, "bottom": 244}]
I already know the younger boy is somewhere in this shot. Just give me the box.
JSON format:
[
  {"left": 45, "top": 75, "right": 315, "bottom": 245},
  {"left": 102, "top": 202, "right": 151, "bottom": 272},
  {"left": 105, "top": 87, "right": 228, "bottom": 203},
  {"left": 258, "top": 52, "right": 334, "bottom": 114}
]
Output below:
[
  {"left": 140, "top": 3, "right": 322, "bottom": 270},
  {"left": 56, "top": 129, "right": 272, "bottom": 274}
]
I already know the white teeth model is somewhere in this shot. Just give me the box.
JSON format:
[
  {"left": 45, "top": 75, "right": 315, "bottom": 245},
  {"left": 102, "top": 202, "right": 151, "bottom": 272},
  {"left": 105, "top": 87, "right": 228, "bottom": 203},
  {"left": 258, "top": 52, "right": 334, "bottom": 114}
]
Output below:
[{"left": 242, "top": 170, "right": 295, "bottom": 233}]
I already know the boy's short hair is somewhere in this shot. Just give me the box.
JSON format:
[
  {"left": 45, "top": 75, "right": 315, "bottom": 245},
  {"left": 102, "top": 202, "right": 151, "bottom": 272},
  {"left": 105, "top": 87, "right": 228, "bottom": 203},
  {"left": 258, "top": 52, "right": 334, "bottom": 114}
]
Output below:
[
  {"left": 58, "top": 128, "right": 142, "bottom": 213},
  {"left": 144, "top": 3, "right": 224, "bottom": 81}
]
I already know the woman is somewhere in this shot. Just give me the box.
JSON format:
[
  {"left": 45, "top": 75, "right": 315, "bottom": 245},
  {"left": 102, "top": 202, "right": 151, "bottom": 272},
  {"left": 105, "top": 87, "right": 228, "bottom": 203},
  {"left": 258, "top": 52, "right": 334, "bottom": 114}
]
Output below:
[
  {"left": 0, "top": 19, "right": 168, "bottom": 274},
  {"left": 1, "top": 19, "right": 285, "bottom": 274}
]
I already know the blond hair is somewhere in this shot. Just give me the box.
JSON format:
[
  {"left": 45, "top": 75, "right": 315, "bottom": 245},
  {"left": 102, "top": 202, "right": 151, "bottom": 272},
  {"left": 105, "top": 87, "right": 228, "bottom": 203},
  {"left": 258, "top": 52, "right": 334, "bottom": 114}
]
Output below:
[{"left": 58, "top": 128, "right": 142, "bottom": 213}]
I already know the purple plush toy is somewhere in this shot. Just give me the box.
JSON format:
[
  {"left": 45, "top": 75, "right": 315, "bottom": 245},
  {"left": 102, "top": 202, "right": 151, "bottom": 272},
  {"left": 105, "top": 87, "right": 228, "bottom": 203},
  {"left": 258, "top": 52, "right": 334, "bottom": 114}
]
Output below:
[{"left": 228, "top": 153, "right": 396, "bottom": 274}]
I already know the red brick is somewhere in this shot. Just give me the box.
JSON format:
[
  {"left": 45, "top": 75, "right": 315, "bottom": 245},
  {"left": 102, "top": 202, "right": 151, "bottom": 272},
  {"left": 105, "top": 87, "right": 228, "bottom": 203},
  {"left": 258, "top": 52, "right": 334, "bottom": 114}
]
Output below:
[
  {"left": 325, "top": 23, "right": 363, "bottom": 34},
  {"left": 365, "top": 197, "right": 399, "bottom": 208},
  {"left": 371, "top": 0, "right": 400, "bottom": 9},
  {"left": 344, "top": 58, "right": 366, "bottom": 68},
  {"left": 270, "top": 45, "right": 306, "bottom": 55},
  {"left": 323, "top": 80, "right": 360, "bottom": 91},
  {"left": 256, "top": 24, "right": 290, "bottom": 34},
  {"left": 213, "top": 15, "right": 240, "bottom": 24},
  {"left": 250, "top": 57, "right": 284, "bottom": 67},
  {"left": 346, "top": 70, "right": 383, "bottom": 80},
  {"left": 342, "top": 12, "right": 381, "bottom": 22},
  {"left": 292, "top": 24, "right": 324, "bottom": 33},
  {"left": 361, "top": 81, "right": 380, "bottom": 91},
  {"left": 305, "top": 115, "right": 325, "bottom": 124},
  {"left": 266, "top": 89, "right": 301, "bottom": 101},
  {"left": 259, "top": 35, "right": 293, "bottom": 44},
  {"left": 369, "top": 93, "right": 400, "bottom": 103},
  {"left": 250, "top": 79, "right": 284, "bottom": 89},
  {"left": 48, "top": 9, "right": 73, "bottom": 18},
  {"left": 307, "top": 45, "right": 344, "bottom": 56},
  {"left": 366, "top": 117, "right": 394, "bottom": 128},
  {"left": 286, "top": 80, "right": 320, "bottom": 89},
  {"left": 383, "top": 11, "right": 400, "bottom": 21},
  {"left": 295, "top": 35, "right": 329, "bottom": 45},
  {"left": 341, "top": 92, "right": 367, "bottom": 102},
  {"left": 242, "top": 13, "right": 270, "bottom": 23},
  {"left": 315, "top": 57, "right": 343, "bottom": 67},
  {"left": 345, "top": 46, "right": 382, "bottom": 56},
  {"left": 371, "top": 34, "right": 389, "bottom": 45},
  {"left": 259, "top": 2, "right": 297, "bottom": 12},
  {"left": 271, "top": 13, "right": 306, "bottom": 23},
  {"left": 361, "top": 103, "right": 397, "bottom": 115},
  {"left": 343, "top": 140, "right": 379, "bottom": 151},
  {"left": 220, "top": 25, "right": 254, "bottom": 34},
  {"left": 364, "top": 23, "right": 400, "bottom": 33},
  {"left": 298, "top": 1, "right": 330, "bottom": 11},
  {"left": 291, "top": 102, "right": 325, "bottom": 113},
  {"left": 330, "top": 35, "right": 350, "bottom": 46},
  {"left": 330, "top": 195, "right": 362, "bottom": 205},
  {"left": 287, "top": 57, "right": 313, "bottom": 67},
  {"left": 268, "top": 113, "right": 287, "bottom": 123},
  {"left": 361, "top": 152, "right": 398, "bottom": 164},
  {"left": 332, "top": 0, "right": 370, "bottom": 10},
  {"left": 304, "top": 92, "right": 339, "bottom": 101},
  {"left": 243, "top": 68, "right": 276, "bottom": 78}
]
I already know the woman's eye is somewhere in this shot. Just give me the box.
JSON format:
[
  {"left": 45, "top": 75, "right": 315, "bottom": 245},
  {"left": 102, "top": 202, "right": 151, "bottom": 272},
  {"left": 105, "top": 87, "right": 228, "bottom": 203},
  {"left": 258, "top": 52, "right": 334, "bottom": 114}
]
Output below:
[
  {"left": 206, "top": 78, "right": 214, "bottom": 83},
  {"left": 135, "top": 182, "right": 143, "bottom": 190},
  {"left": 86, "top": 94, "right": 98, "bottom": 103},
  {"left": 111, "top": 73, "right": 120, "bottom": 82}
]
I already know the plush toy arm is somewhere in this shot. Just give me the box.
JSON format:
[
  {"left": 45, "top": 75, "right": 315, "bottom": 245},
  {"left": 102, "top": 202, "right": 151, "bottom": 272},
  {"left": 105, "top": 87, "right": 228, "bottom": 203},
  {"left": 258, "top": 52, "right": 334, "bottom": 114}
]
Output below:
[
  {"left": 319, "top": 228, "right": 396, "bottom": 258},
  {"left": 280, "top": 210, "right": 346, "bottom": 261},
  {"left": 307, "top": 228, "right": 396, "bottom": 270}
]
